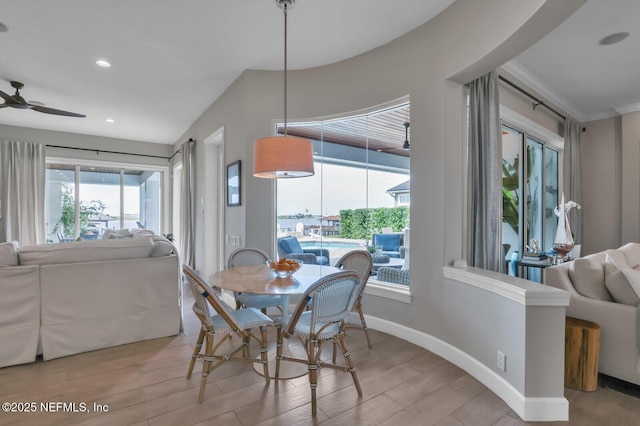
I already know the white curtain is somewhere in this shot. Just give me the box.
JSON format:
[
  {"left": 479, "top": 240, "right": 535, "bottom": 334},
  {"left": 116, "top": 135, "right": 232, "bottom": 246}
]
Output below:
[
  {"left": 563, "top": 118, "right": 582, "bottom": 244},
  {"left": 180, "top": 140, "right": 196, "bottom": 268},
  {"left": 0, "top": 140, "right": 46, "bottom": 245},
  {"left": 467, "top": 71, "right": 502, "bottom": 271}
]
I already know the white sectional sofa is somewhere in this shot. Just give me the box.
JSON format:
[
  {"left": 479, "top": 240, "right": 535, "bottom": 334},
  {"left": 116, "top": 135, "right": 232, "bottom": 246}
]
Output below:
[
  {"left": 0, "top": 234, "right": 181, "bottom": 367},
  {"left": 546, "top": 242, "right": 640, "bottom": 386}
]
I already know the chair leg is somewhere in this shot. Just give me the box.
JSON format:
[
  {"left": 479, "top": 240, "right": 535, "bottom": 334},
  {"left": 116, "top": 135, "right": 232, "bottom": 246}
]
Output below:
[
  {"left": 259, "top": 325, "right": 270, "bottom": 383},
  {"left": 355, "top": 301, "right": 372, "bottom": 348},
  {"left": 336, "top": 330, "right": 362, "bottom": 395},
  {"left": 275, "top": 326, "right": 283, "bottom": 380},
  {"left": 187, "top": 327, "right": 206, "bottom": 379},
  {"left": 198, "top": 331, "right": 215, "bottom": 402},
  {"left": 242, "top": 335, "right": 250, "bottom": 358},
  {"left": 307, "top": 337, "right": 319, "bottom": 417}
]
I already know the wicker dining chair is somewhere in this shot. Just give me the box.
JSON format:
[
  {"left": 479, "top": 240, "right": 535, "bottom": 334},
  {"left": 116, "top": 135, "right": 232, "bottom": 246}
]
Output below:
[
  {"left": 183, "top": 265, "right": 274, "bottom": 402},
  {"left": 228, "top": 247, "right": 283, "bottom": 314},
  {"left": 275, "top": 270, "right": 363, "bottom": 417},
  {"left": 334, "top": 250, "right": 373, "bottom": 349}
]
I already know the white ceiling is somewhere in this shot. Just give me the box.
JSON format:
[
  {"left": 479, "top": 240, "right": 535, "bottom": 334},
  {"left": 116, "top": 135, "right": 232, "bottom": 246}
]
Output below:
[
  {"left": 0, "top": 0, "right": 454, "bottom": 145},
  {"left": 506, "top": 0, "right": 640, "bottom": 123},
  {"left": 1, "top": 1, "right": 637, "bottom": 145}
]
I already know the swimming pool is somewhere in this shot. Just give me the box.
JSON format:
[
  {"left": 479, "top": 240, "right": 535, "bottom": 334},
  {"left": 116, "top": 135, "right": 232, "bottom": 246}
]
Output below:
[{"left": 300, "top": 241, "right": 362, "bottom": 250}]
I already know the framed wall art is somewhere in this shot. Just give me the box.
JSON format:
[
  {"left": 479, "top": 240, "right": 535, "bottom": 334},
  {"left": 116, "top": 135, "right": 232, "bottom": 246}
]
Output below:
[{"left": 226, "top": 160, "right": 241, "bottom": 207}]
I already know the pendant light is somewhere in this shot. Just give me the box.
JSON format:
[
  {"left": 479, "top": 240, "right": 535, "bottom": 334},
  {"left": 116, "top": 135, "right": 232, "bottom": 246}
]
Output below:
[
  {"left": 253, "top": 0, "right": 314, "bottom": 178},
  {"left": 402, "top": 122, "right": 410, "bottom": 150}
]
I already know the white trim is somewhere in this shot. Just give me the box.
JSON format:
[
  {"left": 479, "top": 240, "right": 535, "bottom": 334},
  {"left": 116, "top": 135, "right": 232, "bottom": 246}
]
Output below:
[
  {"left": 359, "top": 314, "right": 568, "bottom": 422},
  {"left": 364, "top": 280, "right": 412, "bottom": 303},
  {"left": 500, "top": 106, "right": 564, "bottom": 151},
  {"left": 46, "top": 156, "right": 169, "bottom": 174},
  {"left": 615, "top": 102, "right": 640, "bottom": 115},
  {"left": 443, "top": 265, "right": 570, "bottom": 307}
]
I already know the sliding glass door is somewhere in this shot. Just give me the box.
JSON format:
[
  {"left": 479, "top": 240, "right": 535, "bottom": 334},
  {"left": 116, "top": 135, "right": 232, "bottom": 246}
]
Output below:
[
  {"left": 45, "top": 163, "right": 163, "bottom": 242},
  {"left": 501, "top": 124, "right": 559, "bottom": 281}
]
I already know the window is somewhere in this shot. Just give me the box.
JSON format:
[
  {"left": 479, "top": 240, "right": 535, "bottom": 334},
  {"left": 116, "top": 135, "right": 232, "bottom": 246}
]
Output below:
[
  {"left": 45, "top": 161, "right": 164, "bottom": 242},
  {"left": 501, "top": 122, "right": 560, "bottom": 281},
  {"left": 276, "top": 101, "right": 411, "bottom": 289}
]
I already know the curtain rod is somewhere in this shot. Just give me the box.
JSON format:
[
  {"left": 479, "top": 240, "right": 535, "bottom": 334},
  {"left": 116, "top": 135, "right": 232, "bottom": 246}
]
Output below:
[
  {"left": 168, "top": 138, "right": 196, "bottom": 161},
  {"left": 498, "top": 75, "right": 566, "bottom": 121},
  {"left": 46, "top": 138, "right": 196, "bottom": 162}
]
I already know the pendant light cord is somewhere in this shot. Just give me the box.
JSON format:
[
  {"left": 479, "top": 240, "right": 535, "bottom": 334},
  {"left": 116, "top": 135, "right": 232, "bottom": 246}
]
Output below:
[{"left": 283, "top": 3, "right": 288, "bottom": 136}]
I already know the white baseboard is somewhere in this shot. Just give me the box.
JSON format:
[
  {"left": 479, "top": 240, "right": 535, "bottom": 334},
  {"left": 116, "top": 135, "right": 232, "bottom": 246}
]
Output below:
[{"left": 351, "top": 313, "right": 568, "bottom": 422}]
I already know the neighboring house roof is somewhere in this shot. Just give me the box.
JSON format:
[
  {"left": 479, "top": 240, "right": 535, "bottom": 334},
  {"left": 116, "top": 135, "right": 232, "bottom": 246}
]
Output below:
[{"left": 386, "top": 180, "right": 410, "bottom": 194}]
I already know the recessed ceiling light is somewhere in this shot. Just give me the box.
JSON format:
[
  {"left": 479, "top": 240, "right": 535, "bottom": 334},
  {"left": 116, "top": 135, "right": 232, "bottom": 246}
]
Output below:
[
  {"left": 96, "top": 59, "right": 111, "bottom": 68},
  {"left": 599, "top": 32, "right": 630, "bottom": 46},
  {"left": 0, "top": 22, "right": 8, "bottom": 33},
  {"left": 105, "top": 118, "right": 115, "bottom": 123}
]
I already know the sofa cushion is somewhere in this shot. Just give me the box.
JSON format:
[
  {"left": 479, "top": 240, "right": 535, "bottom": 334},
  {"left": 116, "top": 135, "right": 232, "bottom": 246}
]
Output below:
[
  {"left": 604, "top": 249, "right": 629, "bottom": 276},
  {"left": 148, "top": 235, "right": 175, "bottom": 257},
  {"left": 19, "top": 238, "right": 155, "bottom": 266},
  {"left": 619, "top": 242, "right": 640, "bottom": 269},
  {"left": 0, "top": 241, "right": 19, "bottom": 267},
  {"left": 605, "top": 269, "right": 640, "bottom": 305},
  {"left": 102, "top": 229, "right": 133, "bottom": 239},
  {"left": 569, "top": 257, "right": 612, "bottom": 301}
]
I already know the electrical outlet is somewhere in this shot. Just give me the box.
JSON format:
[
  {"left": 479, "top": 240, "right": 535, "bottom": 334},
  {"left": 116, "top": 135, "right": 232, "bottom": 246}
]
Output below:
[{"left": 497, "top": 351, "right": 506, "bottom": 372}]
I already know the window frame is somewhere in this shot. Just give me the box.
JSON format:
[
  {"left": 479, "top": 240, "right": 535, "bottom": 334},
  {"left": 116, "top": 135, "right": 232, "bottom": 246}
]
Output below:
[
  {"left": 500, "top": 106, "right": 564, "bottom": 279},
  {"left": 274, "top": 97, "right": 412, "bottom": 302},
  {"left": 45, "top": 156, "right": 170, "bottom": 240}
]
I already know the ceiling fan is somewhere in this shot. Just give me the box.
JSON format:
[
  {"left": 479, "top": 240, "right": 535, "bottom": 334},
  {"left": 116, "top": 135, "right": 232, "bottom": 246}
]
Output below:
[{"left": 0, "top": 81, "right": 86, "bottom": 117}]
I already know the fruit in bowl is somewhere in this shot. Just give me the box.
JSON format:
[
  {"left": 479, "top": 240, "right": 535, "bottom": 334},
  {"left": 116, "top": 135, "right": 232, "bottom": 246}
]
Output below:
[{"left": 267, "top": 258, "right": 302, "bottom": 277}]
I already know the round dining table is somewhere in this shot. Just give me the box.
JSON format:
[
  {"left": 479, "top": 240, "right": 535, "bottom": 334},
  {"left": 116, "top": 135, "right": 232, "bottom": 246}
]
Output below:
[
  {"left": 209, "top": 262, "right": 340, "bottom": 379},
  {"left": 210, "top": 263, "right": 340, "bottom": 316}
]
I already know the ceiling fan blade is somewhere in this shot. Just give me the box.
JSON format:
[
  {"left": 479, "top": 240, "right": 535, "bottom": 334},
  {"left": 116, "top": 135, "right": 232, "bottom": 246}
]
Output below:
[
  {"left": 0, "top": 89, "right": 12, "bottom": 102},
  {"left": 31, "top": 105, "right": 86, "bottom": 118},
  {"left": 0, "top": 104, "right": 7, "bottom": 108}
]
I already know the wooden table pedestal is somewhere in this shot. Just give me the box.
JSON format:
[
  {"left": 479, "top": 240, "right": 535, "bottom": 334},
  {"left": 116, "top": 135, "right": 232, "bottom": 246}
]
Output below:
[{"left": 564, "top": 317, "right": 601, "bottom": 391}]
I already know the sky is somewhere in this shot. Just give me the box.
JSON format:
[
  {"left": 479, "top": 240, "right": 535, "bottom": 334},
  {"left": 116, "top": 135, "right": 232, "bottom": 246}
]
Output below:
[
  {"left": 79, "top": 184, "right": 140, "bottom": 217},
  {"left": 276, "top": 162, "right": 408, "bottom": 216}
]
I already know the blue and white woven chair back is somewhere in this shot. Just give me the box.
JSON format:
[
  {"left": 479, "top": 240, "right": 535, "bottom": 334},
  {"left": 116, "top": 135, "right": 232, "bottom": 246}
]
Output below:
[
  {"left": 228, "top": 248, "right": 269, "bottom": 268},
  {"left": 183, "top": 265, "right": 243, "bottom": 330},
  {"left": 184, "top": 266, "right": 214, "bottom": 326},
  {"left": 334, "top": 250, "right": 372, "bottom": 306},
  {"left": 307, "top": 271, "right": 360, "bottom": 334}
]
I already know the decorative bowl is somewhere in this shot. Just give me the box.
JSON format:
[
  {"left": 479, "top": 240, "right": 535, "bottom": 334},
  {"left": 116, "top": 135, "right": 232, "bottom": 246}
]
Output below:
[{"left": 267, "top": 258, "right": 302, "bottom": 278}]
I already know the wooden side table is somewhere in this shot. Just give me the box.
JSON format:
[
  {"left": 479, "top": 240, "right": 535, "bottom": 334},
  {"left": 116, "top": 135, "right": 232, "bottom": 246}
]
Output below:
[{"left": 564, "top": 317, "right": 601, "bottom": 391}]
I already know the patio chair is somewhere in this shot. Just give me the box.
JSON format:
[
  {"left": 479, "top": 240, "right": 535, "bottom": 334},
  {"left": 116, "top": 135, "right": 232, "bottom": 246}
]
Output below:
[
  {"left": 277, "top": 235, "right": 329, "bottom": 265},
  {"left": 371, "top": 233, "right": 404, "bottom": 258},
  {"left": 183, "top": 265, "right": 274, "bottom": 402},
  {"left": 376, "top": 267, "right": 409, "bottom": 286},
  {"left": 275, "top": 270, "right": 363, "bottom": 416},
  {"left": 334, "top": 250, "right": 373, "bottom": 349},
  {"left": 228, "top": 247, "right": 283, "bottom": 314}
]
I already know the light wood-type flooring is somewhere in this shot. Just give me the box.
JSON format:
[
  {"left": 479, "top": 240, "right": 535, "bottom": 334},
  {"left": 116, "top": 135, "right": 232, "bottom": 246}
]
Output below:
[{"left": 1, "top": 283, "right": 639, "bottom": 426}]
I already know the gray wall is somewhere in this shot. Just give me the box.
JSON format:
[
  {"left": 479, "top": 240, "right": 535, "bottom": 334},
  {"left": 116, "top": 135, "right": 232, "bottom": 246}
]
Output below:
[
  {"left": 580, "top": 111, "right": 640, "bottom": 254},
  {"left": 173, "top": 0, "right": 586, "bottom": 401}
]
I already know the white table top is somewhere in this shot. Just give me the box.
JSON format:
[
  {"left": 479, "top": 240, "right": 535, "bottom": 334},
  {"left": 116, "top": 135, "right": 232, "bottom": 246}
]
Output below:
[{"left": 210, "top": 263, "right": 340, "bottom": 295}]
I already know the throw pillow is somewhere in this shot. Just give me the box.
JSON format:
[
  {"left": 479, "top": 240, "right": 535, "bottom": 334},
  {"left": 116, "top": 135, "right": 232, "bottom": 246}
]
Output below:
[
  {"left": 605, "top": 269, "right": 640, "bottom": 305},
  {"left": 619, "top": 242, "right": 640, "bottom": 269},
  {"left": 604, "top": 249, "right": 629, "bottom": 276},
  {"left": 149, "top": 235, "right": 175, "bottom": 257},
  {"left": 0, "top": 241, "right": 19, "bottom": 267},
  {"left": 569, "top": 257, "right": 612, "bottom": 301}
]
